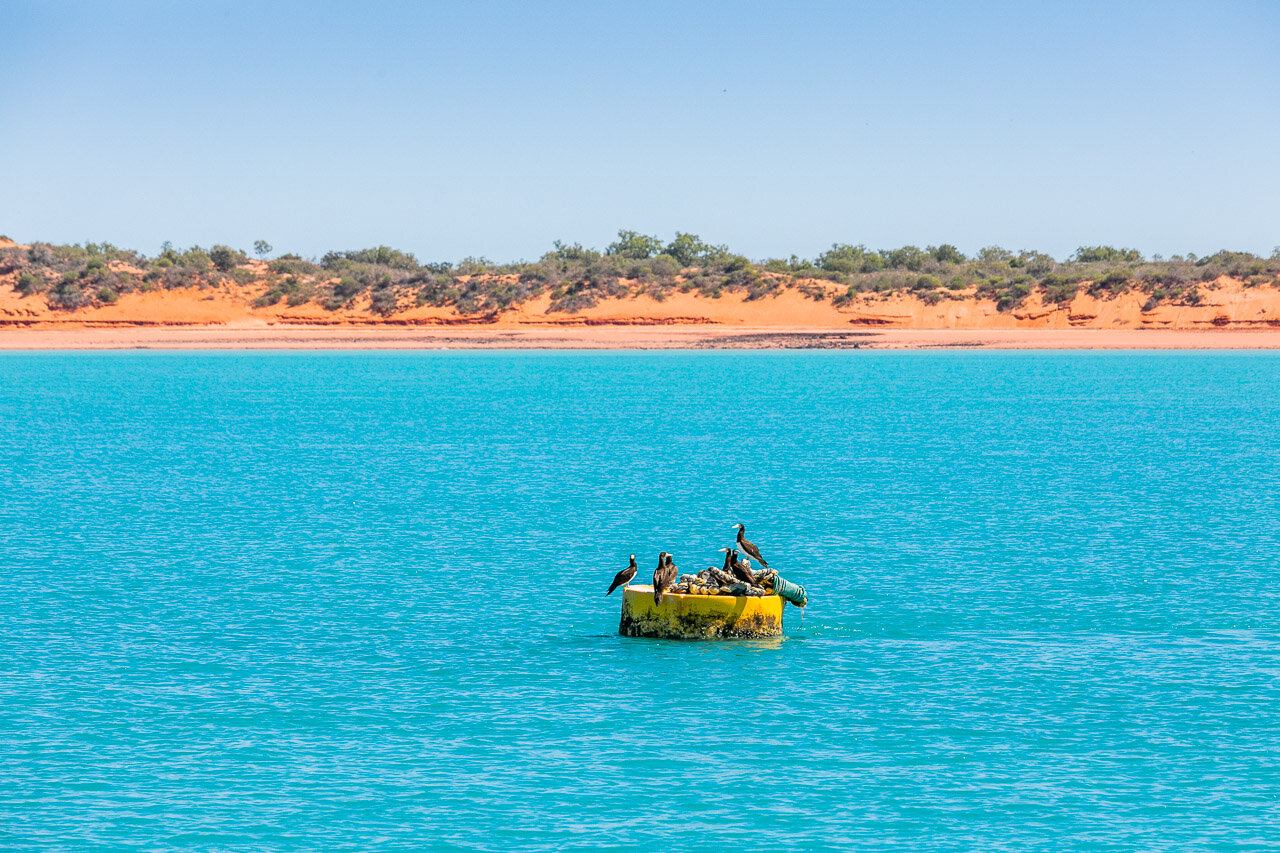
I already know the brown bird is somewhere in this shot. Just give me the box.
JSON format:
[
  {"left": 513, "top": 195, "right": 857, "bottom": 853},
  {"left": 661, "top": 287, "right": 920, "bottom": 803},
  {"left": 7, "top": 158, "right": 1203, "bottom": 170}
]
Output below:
[
  {"left": 606, "top": 554, "right": 638, "bottom": 596},
  {"left": 732, "top": 523, "right": 769, "bottom": 569},
  {"left": 720, "top": 546, "right": 755, "bottom": 585},
  {"left": 653, "top": 551, "right": 676, "bottom": 604}
]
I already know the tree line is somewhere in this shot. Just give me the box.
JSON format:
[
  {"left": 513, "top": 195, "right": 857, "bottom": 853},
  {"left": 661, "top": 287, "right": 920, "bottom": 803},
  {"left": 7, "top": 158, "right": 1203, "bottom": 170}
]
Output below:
[{"left": 1, "top": 232, "right": 1277, "bottom": 315}]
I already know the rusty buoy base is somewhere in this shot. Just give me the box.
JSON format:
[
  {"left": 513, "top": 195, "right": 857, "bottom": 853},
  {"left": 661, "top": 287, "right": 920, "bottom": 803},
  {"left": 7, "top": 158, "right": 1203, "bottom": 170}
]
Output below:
[{"left": 619, "top": 585, "right": 784, "bottom": 639}]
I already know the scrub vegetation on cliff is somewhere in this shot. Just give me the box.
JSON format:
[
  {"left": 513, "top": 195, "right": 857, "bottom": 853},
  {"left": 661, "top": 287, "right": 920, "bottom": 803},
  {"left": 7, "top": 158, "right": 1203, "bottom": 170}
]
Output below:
[{"left": 2, "top": 233, "right": 1278, "bottom": 317}]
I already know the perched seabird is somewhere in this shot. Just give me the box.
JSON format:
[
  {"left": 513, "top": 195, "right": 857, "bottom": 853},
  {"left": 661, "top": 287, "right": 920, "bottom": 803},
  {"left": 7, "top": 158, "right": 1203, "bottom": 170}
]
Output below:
[
  {"left": 732, "top": 523, "right": 769, "bottom": 568},
  {"left": 606, "top": 554, "right": 638, "bottom": 596},
  {"left": 720, "top": 546, "right": 754, "bottom": 585},
  {"left": 653, "top": 551, "right": 676, "bottom": 604}
]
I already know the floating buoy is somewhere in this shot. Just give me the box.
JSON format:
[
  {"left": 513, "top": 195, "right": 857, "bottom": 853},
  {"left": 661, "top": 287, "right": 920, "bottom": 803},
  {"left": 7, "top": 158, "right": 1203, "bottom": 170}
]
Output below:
[{"left": 619, "top": 585, "right": 784, "bottom": 639}]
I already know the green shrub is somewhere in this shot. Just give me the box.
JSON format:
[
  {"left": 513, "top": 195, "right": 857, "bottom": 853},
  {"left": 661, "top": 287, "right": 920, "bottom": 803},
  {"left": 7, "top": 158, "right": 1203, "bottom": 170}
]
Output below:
[
  {"left": 882, "top": 245, "right": 928, "bottom": 271},
  {"left": 1091, "top": 269, "right": 1132, "bottom": 294},
  {"left": 253, "top": 289, "right": 283, "bottom": 307},
  {"left": 624, "top": 261, "right": 653, "bottom": 282},
  {"left": 1072, "top": 246, "right": 1143, "bottom": 263},
  {"left": 1018, "top": 251, "right": 1055, "bottom": 275},
  {"left": 605, "top": 230, "right": 663, "bottom": 259},
  {"left": 177, "top": 248, "right": 212, "bottom": 271},
  {"left": 270, "top": 256, "right": 319, "bottom": 276},
  {"left": 977, "top": 246, "right": 1014, "bottom": 263},
  {"left": 649, "top": 255, "right": 679, "bottom": 279},
  {"left": 15, "top": 271, "right": 44, "bottom": 295},
  {"left": 1041, "top": 273, "right": 1081, "bottom": 304},
  {"left": 832, "top": 284, "right": 858, "bottom": 307},
  {"left": 370, "top": 288, "right": 399, "bottom": 315},
  {"left": 455, "top": 256, "right": 493, "bottom": 276},
  {"left": 49, "top": 280, "right": 86, "bottom": 309},
  {"left": 97, "top": 287, "right": 119, "bottom": 304},
  {"left": 519, "top": 264, "right": 556, "bottom": 286},
  {"left": 931, "top": 244, "right": 965, "bottom": 264},
  {"left": 323, "top": 246, "right": 419, "bottom": 270},
  {"left": 1142, "top": 268, "right": 1185, "bottom": 287},
  {"left": 0, "top": 247, "right": 23, "bottom": 274},
  {"left": 333, "top": 277, "right": 363, "bottom": 299},
  {"left": 994, "top": 281, "right": 1031, "bottom": 312},
  {"left": 975, "top": 276, "right": 1005, "bottom": 299},
  {"left": 1196, "top": 249, "right": 1257, "bottom": 269},
  {"left": 818, "top": 244, "right": 883, "bottom": 274},
  {"left": 26, "top": 244, "right": 54, "bottom": 266},
  {"left": 544, "top": 241, "right": 599, "bottom": 264},
  {"left": 664, "top": 233, "right": 728, "bottom": 267},
  {"left": 161, "top": 266, "right": 203, "bottom": 289},
  {"left": 209, "top": 245, "right": 245, "bottom": 272}
]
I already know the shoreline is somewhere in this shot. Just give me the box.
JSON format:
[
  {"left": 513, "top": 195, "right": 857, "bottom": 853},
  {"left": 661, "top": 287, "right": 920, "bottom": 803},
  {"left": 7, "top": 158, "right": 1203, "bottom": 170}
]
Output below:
[{"left": 3, "top": 324, "right": 1280, "bottom": 350}]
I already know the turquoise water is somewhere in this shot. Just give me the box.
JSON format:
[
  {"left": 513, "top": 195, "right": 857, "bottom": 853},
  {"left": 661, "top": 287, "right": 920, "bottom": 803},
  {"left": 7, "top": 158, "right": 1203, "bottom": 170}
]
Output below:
[{"left": 3, "top": 351, "right": 1279, "bottom": 851}]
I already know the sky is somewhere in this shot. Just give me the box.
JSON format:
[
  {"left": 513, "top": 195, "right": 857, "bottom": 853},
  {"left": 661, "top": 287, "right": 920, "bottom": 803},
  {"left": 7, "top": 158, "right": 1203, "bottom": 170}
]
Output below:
[{"left": 2, "top": 0, "right": 1277, "bottom": 263}]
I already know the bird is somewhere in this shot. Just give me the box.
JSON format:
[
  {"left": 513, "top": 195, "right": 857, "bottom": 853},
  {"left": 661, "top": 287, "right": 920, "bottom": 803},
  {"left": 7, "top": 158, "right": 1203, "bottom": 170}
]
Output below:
[
  {"left": 606, "top": 554, "right": 638, "bottom": 596},
  {"left": 719, "top": 546, "right": 754, "bottom": 585},
  {"left": 732, "top": 523, "right": 769, "bottom": 568},
  {"left": 653, "top": 551, "right": 676, "bottom": 604}
]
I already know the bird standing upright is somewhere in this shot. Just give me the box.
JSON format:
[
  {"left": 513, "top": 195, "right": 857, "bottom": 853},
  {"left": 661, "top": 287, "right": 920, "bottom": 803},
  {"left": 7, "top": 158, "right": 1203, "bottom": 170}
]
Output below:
[
  {"left": 720, "top": 546, "right": 754, "bottom": 585},
  {"left": 732, "top": 523, "right": 769, "bottom": 569},
  {"left": 606, "top": 554, "right": 638, "bottom": 596},
  {"left": 653, "top": 551, "right": 676, "bottom": 604}
]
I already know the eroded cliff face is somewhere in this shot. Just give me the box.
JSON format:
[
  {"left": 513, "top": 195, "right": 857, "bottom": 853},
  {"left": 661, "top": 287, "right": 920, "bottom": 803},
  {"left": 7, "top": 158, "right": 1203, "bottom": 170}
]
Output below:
[
  {"left": 1, "top": 262, "right": 1277, "bottom": 331},
  {"left": 832, "top": 281, "right": 1280, "bottom": 330}
]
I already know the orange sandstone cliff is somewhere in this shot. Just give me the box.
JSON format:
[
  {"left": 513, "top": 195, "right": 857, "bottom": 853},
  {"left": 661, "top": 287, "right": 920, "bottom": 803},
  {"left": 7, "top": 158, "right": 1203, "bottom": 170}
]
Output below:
[{"left": 1, "top": 238, "right": 1278, "bottom": 332}]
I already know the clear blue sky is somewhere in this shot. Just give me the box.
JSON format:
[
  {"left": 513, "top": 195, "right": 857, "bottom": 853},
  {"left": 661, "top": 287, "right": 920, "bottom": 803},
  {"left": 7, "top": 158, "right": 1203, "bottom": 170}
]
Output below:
[{"left": 3, "top": 0, "right": 1276, "bottom": 263}]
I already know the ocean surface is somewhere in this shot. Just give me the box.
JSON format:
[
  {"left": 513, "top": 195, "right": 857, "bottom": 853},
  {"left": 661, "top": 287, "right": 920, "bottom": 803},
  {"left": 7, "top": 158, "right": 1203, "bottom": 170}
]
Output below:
[{"left": 3, "top": 350, "right": 1279, "bottom": 851}]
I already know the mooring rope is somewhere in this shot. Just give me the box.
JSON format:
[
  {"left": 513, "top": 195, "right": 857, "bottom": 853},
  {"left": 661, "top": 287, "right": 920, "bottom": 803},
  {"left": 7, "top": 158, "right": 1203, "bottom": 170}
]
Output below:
[{"left": 757, "top": 569, "right": 807, "bottom": 608}]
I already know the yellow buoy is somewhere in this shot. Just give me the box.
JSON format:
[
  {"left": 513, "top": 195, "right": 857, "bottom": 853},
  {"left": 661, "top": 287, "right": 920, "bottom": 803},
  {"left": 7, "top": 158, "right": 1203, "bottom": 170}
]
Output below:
[{"left": 619, "top": 585, "right": 784, "bottom": 639}]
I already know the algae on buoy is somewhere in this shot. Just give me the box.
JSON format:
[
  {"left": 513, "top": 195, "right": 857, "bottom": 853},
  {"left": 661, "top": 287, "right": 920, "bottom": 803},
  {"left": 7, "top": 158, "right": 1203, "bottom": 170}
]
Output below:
[{"left": 619, "top": 585, "right": 783, "bottom": 640}]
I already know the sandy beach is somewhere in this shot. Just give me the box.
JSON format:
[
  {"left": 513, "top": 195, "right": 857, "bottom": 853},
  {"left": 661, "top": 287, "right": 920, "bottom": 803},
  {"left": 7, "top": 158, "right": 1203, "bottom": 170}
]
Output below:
[{"left": 4, "top": 324, "right": 1280, "bottom": 349}]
